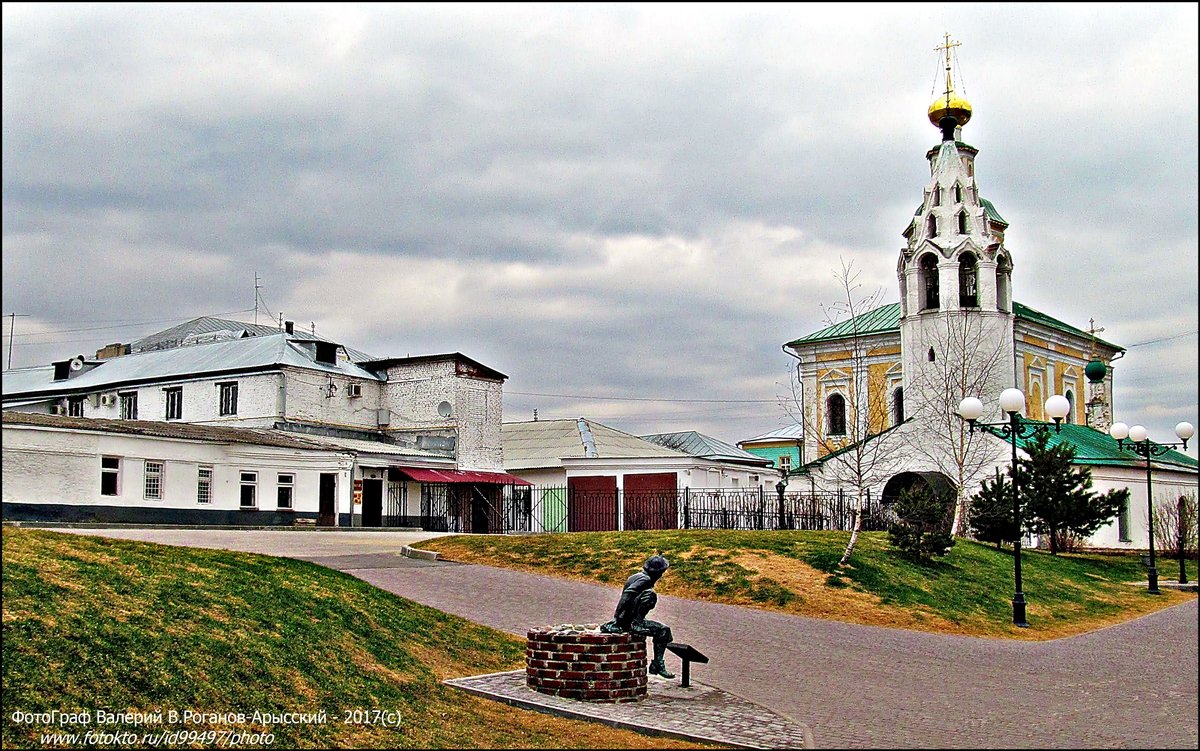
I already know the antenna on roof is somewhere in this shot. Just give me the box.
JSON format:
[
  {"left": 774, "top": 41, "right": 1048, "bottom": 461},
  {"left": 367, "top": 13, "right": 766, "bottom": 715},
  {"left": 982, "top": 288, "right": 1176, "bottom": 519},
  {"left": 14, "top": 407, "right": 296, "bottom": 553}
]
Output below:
[
  {"left": 533, "top": 409, "right": 538, "bottom": 421},
  {"left": 311, "top": 321, "right": 316, "bottom": 335},
  {"left": 254, "top": 272, "right": 261, "bottom": 325}
]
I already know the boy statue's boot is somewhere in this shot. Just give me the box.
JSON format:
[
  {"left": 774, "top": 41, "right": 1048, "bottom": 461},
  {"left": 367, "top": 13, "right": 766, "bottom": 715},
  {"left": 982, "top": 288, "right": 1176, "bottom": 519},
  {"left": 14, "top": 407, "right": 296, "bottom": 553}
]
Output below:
[{"left": 648, "top": 658, "right": 675, "bottom": 679}]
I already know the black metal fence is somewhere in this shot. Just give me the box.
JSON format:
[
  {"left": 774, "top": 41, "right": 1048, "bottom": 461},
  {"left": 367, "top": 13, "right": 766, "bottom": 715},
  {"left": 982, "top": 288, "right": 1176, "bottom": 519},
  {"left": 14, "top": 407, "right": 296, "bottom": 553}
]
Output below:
[{"left": 401, "top": 484, "right": 893, "bottom": 534}]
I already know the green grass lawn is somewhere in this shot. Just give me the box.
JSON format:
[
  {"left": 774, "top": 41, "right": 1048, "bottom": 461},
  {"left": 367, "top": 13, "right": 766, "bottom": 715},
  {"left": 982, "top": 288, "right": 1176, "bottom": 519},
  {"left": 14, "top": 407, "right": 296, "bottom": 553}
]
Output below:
[
  {"left": 422, "top": 529, "right": 1195, "bottom": 639},
  {"left": 1, "top": 528, "right": 712, "bottom": 749}
]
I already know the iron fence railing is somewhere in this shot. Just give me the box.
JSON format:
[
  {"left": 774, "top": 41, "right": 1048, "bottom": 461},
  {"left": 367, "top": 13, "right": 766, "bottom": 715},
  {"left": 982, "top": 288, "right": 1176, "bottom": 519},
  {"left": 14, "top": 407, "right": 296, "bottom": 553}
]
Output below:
[{"left": 400, "top": 484, "right": 893, "bottom": 534}]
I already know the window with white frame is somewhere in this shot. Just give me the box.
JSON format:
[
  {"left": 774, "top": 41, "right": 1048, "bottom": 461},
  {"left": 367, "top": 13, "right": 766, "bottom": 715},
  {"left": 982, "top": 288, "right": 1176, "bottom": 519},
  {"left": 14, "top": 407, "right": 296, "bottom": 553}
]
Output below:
[
  {"left": 219, "top": 382, "right": 238, "bottom": 416},
  {"left": 119, "top": 391, "right": 138, "bottom": 420},
  {"left": 277, "top": 474, "right": 294, "bottom": 510},
  {"left": 197, "top": 466, "right": 213, "bottom": 504},
  {"left": 144, "top": 460, "right": 164, "bottom": 500},
  {"left": 101, "top": 456, "right": 121, "bottom": 496},
  {"left": 240, "top": 471, "right": 257, "bottom": 508},
  {"left": 826, "top": 393, "right": 847, "bottom": 436},
  {"left": 165, "top": 386, "right": 183, "bottom": 420},
  {"left": 68, "top": 396, "right": 85, "bottom": 417},
  {"left": 779, "top": 455, "right": 792, "bottom": 473}
]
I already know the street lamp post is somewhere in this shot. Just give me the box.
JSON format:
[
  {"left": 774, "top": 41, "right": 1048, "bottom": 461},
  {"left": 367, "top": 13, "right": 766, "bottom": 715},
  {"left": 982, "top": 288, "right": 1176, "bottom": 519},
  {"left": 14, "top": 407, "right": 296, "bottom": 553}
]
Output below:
[
  {"left": 958, "top": 388, "right": 1070, "bottom": 627},
  {"left": 776, "top": 471, "right": 789, "bottom": 530},
  {"left": 1108, "top": 420, "right": 1194, "bottom": 594}
]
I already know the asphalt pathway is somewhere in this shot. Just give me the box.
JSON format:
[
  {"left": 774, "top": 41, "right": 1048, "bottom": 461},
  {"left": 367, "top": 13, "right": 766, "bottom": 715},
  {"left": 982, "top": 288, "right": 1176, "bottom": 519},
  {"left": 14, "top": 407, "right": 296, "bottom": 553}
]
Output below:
[{"left": 49, "top": 528, "right": 1200, "bottom": 749}]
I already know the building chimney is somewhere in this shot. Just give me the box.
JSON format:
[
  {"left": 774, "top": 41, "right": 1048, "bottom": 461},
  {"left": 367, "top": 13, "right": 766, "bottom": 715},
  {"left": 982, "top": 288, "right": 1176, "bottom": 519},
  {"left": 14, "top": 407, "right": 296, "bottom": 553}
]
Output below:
[{"left": 284, "top": 320, "right": 294, "bottom": 335}]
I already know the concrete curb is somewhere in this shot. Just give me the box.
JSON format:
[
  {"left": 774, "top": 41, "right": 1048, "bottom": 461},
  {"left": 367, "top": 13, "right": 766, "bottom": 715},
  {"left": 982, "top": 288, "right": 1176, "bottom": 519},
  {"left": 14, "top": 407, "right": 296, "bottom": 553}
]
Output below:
[{"left": 401, "top": 545, "right": 441, "bottom": 561}]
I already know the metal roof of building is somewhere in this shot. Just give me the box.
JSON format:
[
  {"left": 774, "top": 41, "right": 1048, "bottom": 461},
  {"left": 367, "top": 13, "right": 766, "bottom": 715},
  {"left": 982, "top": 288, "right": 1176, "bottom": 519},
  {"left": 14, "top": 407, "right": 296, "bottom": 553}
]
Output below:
[
  {"left": 2, "top": 411, "right": 341, "bottom": 451},
  {"left": 983, "top": 422, "right": 1198, "bottom": 471},
  {"left": 1, "top": 333, "right": 383, "bottom": 399},
  {"left": 740, "top": 423, "right": 806, "bottom": 444},
  {"left": 129, "top": 316, "right": 376, "bottom": 363},
  {"left": 786, "top": 301, "right": 1123, "bottom": 351},
  {"left": 502, "top": 418, "right": 688, "bottom": 470},
  {"left": 640, "top": 431, "right": 770, "bottom": 466},
  {"left": 2, "top": 412, "right": 461, "bottom": 464}
]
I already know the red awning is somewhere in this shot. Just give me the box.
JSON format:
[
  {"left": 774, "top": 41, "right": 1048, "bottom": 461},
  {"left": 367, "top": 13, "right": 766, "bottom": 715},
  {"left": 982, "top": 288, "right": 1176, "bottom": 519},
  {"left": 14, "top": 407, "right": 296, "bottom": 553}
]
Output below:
[{"left": 394, "top": 467, "right": 532, "bottom": 486}]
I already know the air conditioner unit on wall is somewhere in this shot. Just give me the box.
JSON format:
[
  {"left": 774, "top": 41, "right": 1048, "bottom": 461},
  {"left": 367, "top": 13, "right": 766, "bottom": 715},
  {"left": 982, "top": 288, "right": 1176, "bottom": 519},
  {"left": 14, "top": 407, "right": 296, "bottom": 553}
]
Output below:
[
  {"left": 52, "top": 402, "right": 66, "bottom": 415},
  {"left": 100, "top": 393, "right": 116, "bottom": 407},
  {"left": 346, "top": 383, "right": 362, "bottom": 398}
]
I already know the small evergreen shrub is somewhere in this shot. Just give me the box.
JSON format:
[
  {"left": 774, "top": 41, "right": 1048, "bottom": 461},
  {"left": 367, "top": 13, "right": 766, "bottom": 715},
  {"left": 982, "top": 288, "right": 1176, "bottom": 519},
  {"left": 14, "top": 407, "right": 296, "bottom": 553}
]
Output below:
[{"left": 888, "top": 485, "right": 955, "bottom": 562}]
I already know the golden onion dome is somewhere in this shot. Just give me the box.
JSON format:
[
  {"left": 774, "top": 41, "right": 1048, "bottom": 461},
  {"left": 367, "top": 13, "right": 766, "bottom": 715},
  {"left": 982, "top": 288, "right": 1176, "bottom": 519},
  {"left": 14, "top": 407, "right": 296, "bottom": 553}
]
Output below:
[{"left": 928, "top": 89, "right": 972, "bottom": 129}]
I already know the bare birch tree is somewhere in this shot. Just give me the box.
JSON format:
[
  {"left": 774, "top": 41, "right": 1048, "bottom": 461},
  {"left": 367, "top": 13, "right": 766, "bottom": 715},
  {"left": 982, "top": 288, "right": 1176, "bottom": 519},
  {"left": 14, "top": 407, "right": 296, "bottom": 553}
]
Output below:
[
  {"left": 782, "top": 259, "right": 906, "bottom": 566},
  {"left": 904, "top": 311, "right": 1010, "bottom": 535}
]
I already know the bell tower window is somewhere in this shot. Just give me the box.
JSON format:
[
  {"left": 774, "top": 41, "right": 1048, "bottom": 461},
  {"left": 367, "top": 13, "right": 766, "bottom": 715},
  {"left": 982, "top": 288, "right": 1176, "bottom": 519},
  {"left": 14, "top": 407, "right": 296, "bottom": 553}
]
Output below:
[
  {"left": 920, "top": 253, "right": 940, "bottom": 310},
  {"left": 953, "top": 183, "right": 963, "bottom": 203},
  {"left": 959, "top": 252, "right": 978, "bottom": 307},
  {"left": 957, "top": 210, "right": 969, "bottom": 235},
  {"left": 996, "top": 254, "right": 1012, "bottom": 312}
]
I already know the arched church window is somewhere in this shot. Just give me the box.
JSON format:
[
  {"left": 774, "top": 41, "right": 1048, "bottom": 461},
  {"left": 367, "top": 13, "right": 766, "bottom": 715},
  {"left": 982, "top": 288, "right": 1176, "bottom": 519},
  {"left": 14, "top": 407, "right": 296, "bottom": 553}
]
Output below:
[
  {"left": 959, "top": 252, "right": 978, "bottom": 307},
  {"left": 931, "top": 187, "right": 941, "bottom": 207},
  {"left": 920, "top": 253, "right": 939, "bottom": 310},
  {"left": 953, "top": 183, "right": 963, "bottom": 203},
  {"left": 957, "top": 210, "right": 969, "bottom": 235},
  {"left": 927, "top": 214, "right": 938, "bottom": 237},
  {"left": 892, "top": 387, "right": 904, "bottom": 425},
  {"left": 996, "top": 254, "right": 1012, "bottom": 312},
  {"left": 826, "top": 393, "right": 846, "bottom": 436},
  {"left": 928, "top": 347, "right": 936, "bottom": 362},
  {"left": 1065, "top": 390, "right": 1075, "bottom": 424}
]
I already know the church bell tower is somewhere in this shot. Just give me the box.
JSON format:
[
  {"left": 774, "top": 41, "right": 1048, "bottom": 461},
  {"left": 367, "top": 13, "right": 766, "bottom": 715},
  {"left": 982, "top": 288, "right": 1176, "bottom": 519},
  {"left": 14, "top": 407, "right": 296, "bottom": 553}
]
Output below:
[{"left": 898, "top": 35, "right": 1016, "bottom": 423}]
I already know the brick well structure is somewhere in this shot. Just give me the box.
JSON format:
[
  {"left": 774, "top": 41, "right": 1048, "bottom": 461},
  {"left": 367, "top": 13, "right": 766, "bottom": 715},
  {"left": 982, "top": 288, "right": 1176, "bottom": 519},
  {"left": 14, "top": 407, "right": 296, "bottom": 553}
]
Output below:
[{"left": 525, "top": 623, "right": 647, "bottom": 702}]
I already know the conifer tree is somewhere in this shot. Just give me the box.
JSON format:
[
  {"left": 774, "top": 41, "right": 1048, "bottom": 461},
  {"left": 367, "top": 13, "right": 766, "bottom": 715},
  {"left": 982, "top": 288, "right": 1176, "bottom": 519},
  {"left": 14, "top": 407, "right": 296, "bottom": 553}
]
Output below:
[
  {"left": 1015, "top": 430, "right": 1128, "bottom": 555},
  {"left": 968, "top": 467, "right": 1016, "bottom": 549},
  {"left": 888, "top": 485, "right": 955, "bottom": 562}
]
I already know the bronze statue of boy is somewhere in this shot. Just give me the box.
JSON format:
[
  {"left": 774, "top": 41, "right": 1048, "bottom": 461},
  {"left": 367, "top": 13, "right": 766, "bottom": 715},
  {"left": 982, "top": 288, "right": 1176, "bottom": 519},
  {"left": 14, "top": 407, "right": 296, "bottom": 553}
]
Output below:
[{"left": 600, "top": 554, "right": 675, "bottom": 678}]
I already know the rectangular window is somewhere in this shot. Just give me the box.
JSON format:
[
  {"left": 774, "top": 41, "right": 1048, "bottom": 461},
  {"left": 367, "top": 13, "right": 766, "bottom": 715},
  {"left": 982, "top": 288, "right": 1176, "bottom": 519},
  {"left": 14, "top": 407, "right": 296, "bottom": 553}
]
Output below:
[
  {"left": 219, "top": 382, "right": 238, "bottom": 416},
  {"left": 240, "top": 471, "right": 257, "bottom": 509},
  {"left": 101, "top": 456, "right": 121, "bottom": 496},
  {"left": 197, "top": 466, "right": 213, "bottom": 504},
  {"left": 779, "top": 455, "right": 792, "bottom": 472},
  {"left": 1118, "top": 498, "right": 1131, "bottom": 542},
  {"left": 67, "top": 396, "right": 85, "bottom": 417},
  {"left": 144, "top": 460, "right": 164, "bottom": 500},
  {"left": 277, "top": 474, "right": 294, "bottom": 510},
  {"left": 164, "top": 387, "right": 183, "bottom": 420},
  {"left": 119, "top": 391, "right": 138, "bottom": 420}
]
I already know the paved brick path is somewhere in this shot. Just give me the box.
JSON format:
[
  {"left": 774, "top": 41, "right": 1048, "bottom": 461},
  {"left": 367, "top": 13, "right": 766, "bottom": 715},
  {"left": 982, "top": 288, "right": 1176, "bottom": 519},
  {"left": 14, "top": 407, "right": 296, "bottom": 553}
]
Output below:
[
  {"left": 343, "top": 559, "right": 1198, "bottom": 749},
  {"left": 52, "top": 529, "right": 1199, "bottom": 749},
  {"left": 447, "top": 669, "right": 813, "bottom": 749}
]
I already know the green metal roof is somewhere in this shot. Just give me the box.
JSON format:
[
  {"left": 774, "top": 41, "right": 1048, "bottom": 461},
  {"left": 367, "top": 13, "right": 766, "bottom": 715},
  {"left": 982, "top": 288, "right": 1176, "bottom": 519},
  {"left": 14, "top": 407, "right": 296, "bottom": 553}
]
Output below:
[
  {"left": 786, "top": 303, "right": 903, "bottom": 346},
  {"left": 795, "top": 419, "right": 912, "bottom": 472},
  {"left": 983, "top": 422, "right": 1198, "bottom": 471},
  {"left": 1010, "top": 302, "right": 1122, "bottom": 352},
  {"left": 979, "top": 198, "right": 1008, "bottom": 227},
  {"left": 787, "top": 301, "right": 1123, "bottom": 353}
]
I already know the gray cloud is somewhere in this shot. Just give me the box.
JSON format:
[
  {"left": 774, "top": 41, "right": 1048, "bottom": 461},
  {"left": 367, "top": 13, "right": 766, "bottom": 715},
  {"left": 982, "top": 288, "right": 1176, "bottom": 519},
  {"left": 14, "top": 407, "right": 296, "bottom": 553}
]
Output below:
[{"left": 3, "top": 3, "right": 1196, "bottom": 453}]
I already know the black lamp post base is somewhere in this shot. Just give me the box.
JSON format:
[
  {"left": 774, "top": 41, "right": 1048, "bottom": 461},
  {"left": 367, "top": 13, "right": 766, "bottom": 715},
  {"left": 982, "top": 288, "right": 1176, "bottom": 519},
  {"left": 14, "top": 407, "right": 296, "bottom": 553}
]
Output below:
[
  {"left": 1012, "top": 596, "right": 1028, "bottom": 628},
  {"left": 1147, "top": 567, "right": 1161, "bottom": 595}
]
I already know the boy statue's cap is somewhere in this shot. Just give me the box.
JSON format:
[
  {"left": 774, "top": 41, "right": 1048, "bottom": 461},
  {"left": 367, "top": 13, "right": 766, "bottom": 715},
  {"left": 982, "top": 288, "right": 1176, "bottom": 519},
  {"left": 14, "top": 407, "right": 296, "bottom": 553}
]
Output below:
[{"left": 643, "top": 554, "right": 670, "bottom": 574}]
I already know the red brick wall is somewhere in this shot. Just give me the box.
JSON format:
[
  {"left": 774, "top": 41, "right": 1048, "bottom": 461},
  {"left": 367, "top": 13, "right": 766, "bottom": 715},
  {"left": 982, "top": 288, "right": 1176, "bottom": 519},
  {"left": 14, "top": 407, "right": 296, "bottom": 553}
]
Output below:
[{"left": 526, "top": 625, "right": 647, "bottom": 702}]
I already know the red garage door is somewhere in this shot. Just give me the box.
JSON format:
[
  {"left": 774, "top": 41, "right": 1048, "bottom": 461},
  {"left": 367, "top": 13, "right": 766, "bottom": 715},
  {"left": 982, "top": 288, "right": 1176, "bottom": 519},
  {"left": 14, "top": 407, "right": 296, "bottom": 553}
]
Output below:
[
  {"left": 623, "top": 473, "right": 679, "bottom": 531},
  {"left": 568, "top": 476, "right": 617, "bottom": 532}
]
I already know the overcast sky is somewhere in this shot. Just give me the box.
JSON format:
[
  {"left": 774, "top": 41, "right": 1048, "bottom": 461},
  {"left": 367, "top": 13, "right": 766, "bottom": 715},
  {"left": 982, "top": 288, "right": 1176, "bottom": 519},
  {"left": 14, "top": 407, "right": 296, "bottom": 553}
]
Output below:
[{"left": 3, "top": 3, "right": 1197, "bottom": 454}]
